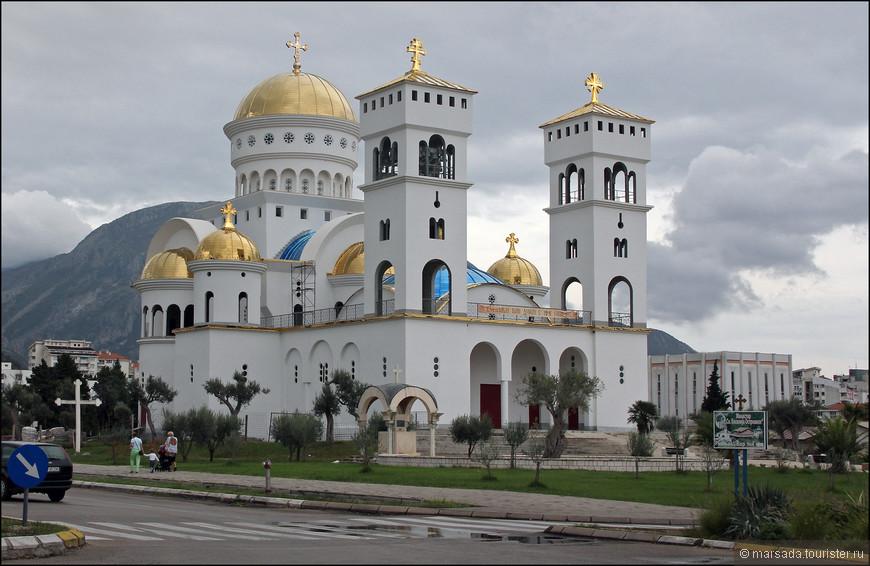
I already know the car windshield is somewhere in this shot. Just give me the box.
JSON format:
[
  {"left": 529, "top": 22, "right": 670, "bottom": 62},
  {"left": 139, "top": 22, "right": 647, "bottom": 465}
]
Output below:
[{"left": 39, "top": 446, "right": 68, "bottom": 460}]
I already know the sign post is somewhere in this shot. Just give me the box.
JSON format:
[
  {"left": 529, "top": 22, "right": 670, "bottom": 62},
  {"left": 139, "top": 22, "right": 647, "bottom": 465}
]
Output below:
[
  {"left": 8, "top": 445, "right": 49, "bottom": 526},
  {"left": 714, "top": 410, "right": 768, "bottom": 497},
  {"left": 55, "top": 378, "right": 101, "bottom": 453}
]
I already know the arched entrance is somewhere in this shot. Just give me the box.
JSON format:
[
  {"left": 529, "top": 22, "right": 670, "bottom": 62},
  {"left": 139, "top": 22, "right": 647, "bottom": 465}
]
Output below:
[{"left": 357, "top": 384, "right": 441, "bottom": 456}]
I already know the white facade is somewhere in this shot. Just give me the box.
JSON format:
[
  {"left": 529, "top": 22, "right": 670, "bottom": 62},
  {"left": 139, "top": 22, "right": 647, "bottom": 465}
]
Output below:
[
  {"left": 649, "top": 352, "right": 793, "bottom": 417},
  {"left": 28, "top": 339, "right": 99, "bottom": 376},
  {"left": 133, "top": 41, "right": 653, "bottom": 436},
  {"left": 1, "top": 362, "right": 32, "bottom": 388}
]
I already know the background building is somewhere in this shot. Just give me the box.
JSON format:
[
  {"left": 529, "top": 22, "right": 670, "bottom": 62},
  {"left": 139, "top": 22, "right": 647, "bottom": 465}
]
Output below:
[{"left": 27, "top": 339, "right": 98, "bottom": 376}]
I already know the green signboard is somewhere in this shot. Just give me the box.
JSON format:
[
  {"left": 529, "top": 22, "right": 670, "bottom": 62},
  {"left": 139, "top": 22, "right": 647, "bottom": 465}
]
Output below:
[{"left": 713, "top": 411, "right": 768, "bottom": 450}]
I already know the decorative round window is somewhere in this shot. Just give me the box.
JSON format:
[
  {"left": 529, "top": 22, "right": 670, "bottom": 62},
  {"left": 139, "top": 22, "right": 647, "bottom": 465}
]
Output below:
[
  {"left": 323, "top": 134, "right": 333, "bottom": 146},
  {"left": 264, "top": 133, "right": 274, "bottom": 144},
  {"left": 304, "top": 132, "right": 315, "bottom": 144},
  {"left": 236, "top": 138, "right": 242, "bottom": 149},
  {"left": 340, "top": 137, "right": 347, "bottom": 149},
  {"left": 351, "top": 141, "right": 356, "bottom": 151},
  {"left": 284, "top": 132, "right": 294, "bottom": 143},
  {"left": 247, "top": 135, "right": 256, "bottom": 147}
]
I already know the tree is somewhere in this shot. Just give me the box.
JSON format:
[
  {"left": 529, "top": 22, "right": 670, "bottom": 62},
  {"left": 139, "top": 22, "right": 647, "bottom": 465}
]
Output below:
[
  {"left": 627, "top": 400, "right": 659, "bottom": 435},
  {"left": 204, "top": 371, "right": 270, "bottom": 416},
  {"left": 92, "top": 363, "right": 131, "bottom": 432},
  {"left": 503, "top": 421, "right": 529, "bottom": 469},
  {"left": 839, "top": 402, "right": 868, "bottom": 425},
  {"left": 523, "top": 434, "right": 547, "bottom": 487},
  {"left": 271, "top": 411, "right": 324, "bottom": 461},
  {"left": 765, "top": 398, "right": 818, "bottom": 450},
  {"left": 313, "top": 382, "right": 341, "bottom": 443},
  {"left": 471, "top": 438, "right": 500, "bottom": 480},
  {"left": 28, "top": 359, "right": 63, "bottom": 425},
  {"left": 449, "top": 414, "right": 493, "bottom": 457},
  {"left": 700, "top": 360, "right": 731, "bottom": 413},
  {"left": 330, "top": 370, "right": 369, "bottom": 418},
  {"left": 133, "top": 375, "right": 178, "bottom": 440},
  {"left": 697, "top": 443, "right": 729, "bottom": 491},
  {"left": 656, "top": 415, "right": 692, "bottom": 473},
  {"left": 626, "top": 431, "right": 654, "bottom": 478},
  {"left": 812, "top": 416, "right": 862, "bottom": 488},
  {"left": 2, "top": 383, "right": 39, "bottom": 440},
  {"left": 515, "top": 369, "right": 603, "bottom": 458},
  {"left": 353, "top": 413, "right": 382, "bottom": 472}
]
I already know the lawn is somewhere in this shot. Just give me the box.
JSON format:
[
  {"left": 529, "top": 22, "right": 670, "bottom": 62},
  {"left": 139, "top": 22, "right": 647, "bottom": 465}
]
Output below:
[{"left": 68, "top": 438, "right": 866, "bottom": 510}]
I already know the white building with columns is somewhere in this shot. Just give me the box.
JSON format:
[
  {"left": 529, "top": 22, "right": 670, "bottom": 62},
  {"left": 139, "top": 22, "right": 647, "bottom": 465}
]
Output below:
[{"left": 133, "top": 37, "right": 654, "bottom": 438}]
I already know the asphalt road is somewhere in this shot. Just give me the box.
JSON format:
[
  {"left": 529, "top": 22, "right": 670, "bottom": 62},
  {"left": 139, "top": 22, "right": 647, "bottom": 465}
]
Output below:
[{"left": 4, "top": 488, "right": 736, "bottom": 564}]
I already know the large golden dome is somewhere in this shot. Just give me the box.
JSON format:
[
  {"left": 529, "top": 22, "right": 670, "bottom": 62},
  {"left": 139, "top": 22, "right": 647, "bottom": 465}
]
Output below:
[
  {"left": 141, "top": 248, "right": 194, "bottom": 279},
  {"left": 487, "top": 233, "right": 543, "bottom": 286},
  {"left": 331, "top": 242, "right": 394, "bottom": 276},
  {"left": 194, "top": 203, "right": 262, "bottom": 262},
  {"left": 233, "top": 72, "right": 356, "bottom": 122}
]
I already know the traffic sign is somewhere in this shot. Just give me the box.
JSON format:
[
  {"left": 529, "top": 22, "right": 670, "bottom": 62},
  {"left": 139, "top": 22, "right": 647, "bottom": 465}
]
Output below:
[{"left": 8, "top": 445, "right": 49, "bottom": 489}]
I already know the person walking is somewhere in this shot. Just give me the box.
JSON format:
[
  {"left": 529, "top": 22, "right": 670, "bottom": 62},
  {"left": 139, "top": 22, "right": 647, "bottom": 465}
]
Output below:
[
  {"left": 130, "top": 431, "right": 143, "bottom": 473},
  {"left": 164, "top": 431, "right": 178, "bottom": 471},
  {"left": 143, "top": 450, "right": 159, "bottom": 472}
]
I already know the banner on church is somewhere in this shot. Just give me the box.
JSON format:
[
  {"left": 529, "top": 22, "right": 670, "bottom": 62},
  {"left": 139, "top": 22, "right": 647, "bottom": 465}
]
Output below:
[
  {"left": 713, "top": 410, "right": 768, "bottom": 450},
  {"left": 478, "top": 304, "right": 578, "bottom": 319}
]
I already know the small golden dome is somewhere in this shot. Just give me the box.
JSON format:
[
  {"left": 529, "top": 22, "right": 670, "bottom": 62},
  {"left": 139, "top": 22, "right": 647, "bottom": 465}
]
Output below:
[
  {"left": 332, "top": 242, "right": 395, "bottom": 276},
  {"left": 194, "top": 203, "right": 262, "bottom": 262},
  {"left": 141, "top": 248, "right": 194, "bottom": 279},
  {"left": 233, "top": 72, "right": 356, "bottom": 121},
  {"left": 333, "top": 242, "right": 365, "bottom": 275},
  {"left": 487, "top": 233, "right": 543, "bottom": 286}
]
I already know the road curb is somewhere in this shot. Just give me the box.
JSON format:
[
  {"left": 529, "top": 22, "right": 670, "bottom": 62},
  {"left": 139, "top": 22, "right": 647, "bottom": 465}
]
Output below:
[
  {"left": 0, "top": 520, "right": 85, "bottom": 561},
  {"left": 546, "top": 524, "right": 735, "bottom": 549}
]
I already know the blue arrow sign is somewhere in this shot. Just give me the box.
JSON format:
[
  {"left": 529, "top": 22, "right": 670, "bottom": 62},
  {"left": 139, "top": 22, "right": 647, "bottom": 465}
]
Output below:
[{"left": 8, "top": 445, "right": 49, "bottom": 489}]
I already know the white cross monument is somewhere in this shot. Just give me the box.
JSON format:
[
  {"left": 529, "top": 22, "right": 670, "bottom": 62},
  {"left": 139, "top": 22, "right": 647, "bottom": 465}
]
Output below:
[{"left": 55, "top": 378, "right": 101, "bottom": 454}]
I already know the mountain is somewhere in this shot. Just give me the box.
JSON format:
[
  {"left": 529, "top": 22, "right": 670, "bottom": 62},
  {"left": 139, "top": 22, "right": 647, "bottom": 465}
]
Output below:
[
  {"left": 1, "top": 201, "right": 696, "bottom": 363},
  {"left": 1, "top": 201, "right": 217, "bottom": 363}
]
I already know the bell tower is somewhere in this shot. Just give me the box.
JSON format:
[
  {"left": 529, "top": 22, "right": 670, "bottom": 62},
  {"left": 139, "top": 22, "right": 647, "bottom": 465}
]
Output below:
[
  {"left": 356, "top": 39, "right": 477, "bottom": 317},
  {"left": 541, "top": 73, "right": 653, "bottom": 328}
]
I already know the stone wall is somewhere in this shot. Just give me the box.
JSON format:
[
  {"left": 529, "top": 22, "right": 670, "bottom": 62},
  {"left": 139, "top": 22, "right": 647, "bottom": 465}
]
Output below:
[{"left": 377, "top": 453, "right": 717, "bottom": 472}]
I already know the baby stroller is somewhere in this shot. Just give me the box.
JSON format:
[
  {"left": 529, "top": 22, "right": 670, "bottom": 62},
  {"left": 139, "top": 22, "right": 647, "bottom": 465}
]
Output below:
[{"left": 156, "top": 445, "right": 174, "bottom": 472}]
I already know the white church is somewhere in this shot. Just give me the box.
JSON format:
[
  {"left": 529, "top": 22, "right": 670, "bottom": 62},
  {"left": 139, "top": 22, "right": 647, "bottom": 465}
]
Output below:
[{"left": 133, "top": 36, "right": 654, "bottom": 440}]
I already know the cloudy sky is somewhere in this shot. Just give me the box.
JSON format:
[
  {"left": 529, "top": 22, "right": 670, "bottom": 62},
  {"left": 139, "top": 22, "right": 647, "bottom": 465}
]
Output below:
[{"left": 2, "top": 3, "right": 867, "bottom": 376}]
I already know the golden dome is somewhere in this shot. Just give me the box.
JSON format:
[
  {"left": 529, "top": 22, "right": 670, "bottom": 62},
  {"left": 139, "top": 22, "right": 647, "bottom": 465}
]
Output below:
[
  {"left": 141, "top": 248, "right": 194, "bottom": 279},
  {"left": 194, "top": 203, "right": 262, "bottom": 262},
  {"left": 332, "top": 242, "right": 395, "bottom": 276},
  {"left": 487, "top": 233, "right": 543, "bottom": 286},
  {"left": 333, "top": 242, "right": 365, "bottom": 275},
  {"left": 233, "top": 72, "right": 356, "bottom": 122}
]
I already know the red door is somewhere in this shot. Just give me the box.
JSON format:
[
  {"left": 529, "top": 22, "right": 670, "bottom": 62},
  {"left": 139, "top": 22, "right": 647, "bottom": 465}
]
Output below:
[
  {"left": 479, "top": 384, "right": 501, "bottom": 429},
  {"left": 529, "top": 405, "right": 540, "bottom": 429},
  {"left": 568, "top": 406, "right": 579, "bottom": 430}
]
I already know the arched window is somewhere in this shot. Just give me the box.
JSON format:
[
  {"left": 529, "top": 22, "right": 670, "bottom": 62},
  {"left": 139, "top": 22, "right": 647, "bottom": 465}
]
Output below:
[
  {"left": 183, "top": 304, "right": 194, "bottom": 327},
  {"left": 269, "top": 179, "right": 276, "bottom": 190},
  {"left": 578, "top": 169, "right": 585, "bottom": 200},
  {"left": 301, "top": 179, "right": 309, "bottom": 193},
  {"left": 166, "top": 304, "right": 181, "bottom": 336},
  {"left": 565, "top": 164, "right": 579, "bottom": 203},
  {"left": 614, "top": 238, "right": 628, "bottom": 258},
  {"left": 152, "top": 305, "right": 164, "bottom": 337},
  {"left": 375, "top": 137, "right": 398, "bottom": 180},
  {"left": 608, "top": 277, "right": 633, "bottom": 327},
  {"left": 380, "top": 219, "right": 391, "bottom": 241},
  {"left": 423, "top": 260, "right": 450, "bottom": 315},
  {"left": 238, "top": 292, "right": 248, "bottom": 323},
  {"left": 142, "top": 306, "right": 150, "bottom": 337},
  {"left": 558, "top": 173, "right": 566, "bottom": 204},
  {"left": 285, "top": 178, "right": 293, "bottom": 191},
  {"left": 613, "top": 162, "right": 628, "bottom": 202},
  {"left": 566, "top": 239, "right": 578, "bottom": 259},
  {"left": 317, "top": 180, "right": 324, "bottom": 195},
  {"left": 604, "top": 168, "right": 613, "bottom": 200},
  {"left": 627, "top": 171, "right": 636, "bottom": 203},
  {"left": 205, "top": 292, "right": 214, "bottom": 323},
  {"left": 419, "top": 135, "right": 455, "bottom": 179},
  {"left": 429, "top": 217, "right": 445, "bottom": 239},
  {"left": 375, "top": 261, "right": 394, "bottom": 316}
]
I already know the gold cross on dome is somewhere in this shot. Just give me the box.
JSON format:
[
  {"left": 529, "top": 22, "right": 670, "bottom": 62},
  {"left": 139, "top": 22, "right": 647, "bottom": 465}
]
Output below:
[
  {"left": 221, "top": 202, "right": 237, "bottom": 228},
  {"left": 407, "top": 38, "right": 426, "bottom": 72},
  {"left": 506, "top": 233, "right": 519, "bottom": 257},
  {"left": 585, "top": 72, "right": 603, "bottom": 103},
  {"left": 286, "top": 32, "right": 308, "bottom": 75}
]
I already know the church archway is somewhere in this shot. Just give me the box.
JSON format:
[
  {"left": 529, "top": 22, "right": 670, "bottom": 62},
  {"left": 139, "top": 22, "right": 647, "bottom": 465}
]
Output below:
[
  {"left": 511, "top": 339, "right": 548, "bottom": 428},
  {"left": 559, "top": 347, "right": 589, "bottom": 430},
  {"left": 470, "top": 342, "right": 501, "bottom": 429},
  {"left": 423, "top": 259, "right": 449, "bottom": 315},
  {"left": 357, "top": 384, "right": 441, "bottom": 456}
]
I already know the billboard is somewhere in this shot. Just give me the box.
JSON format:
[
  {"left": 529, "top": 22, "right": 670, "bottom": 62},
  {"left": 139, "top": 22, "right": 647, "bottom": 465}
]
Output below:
[{"left": 713, "top": 411, "right": 768, "bottom": 450}]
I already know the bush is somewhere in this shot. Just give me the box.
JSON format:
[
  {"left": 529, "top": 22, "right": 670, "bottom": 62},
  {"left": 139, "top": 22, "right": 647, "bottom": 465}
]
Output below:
[
  {"left": 724, "top": 483, "right": 791, "bottom": 540},
  {"left": 697, "top": 497, "right": 732, "bottom": 538}
]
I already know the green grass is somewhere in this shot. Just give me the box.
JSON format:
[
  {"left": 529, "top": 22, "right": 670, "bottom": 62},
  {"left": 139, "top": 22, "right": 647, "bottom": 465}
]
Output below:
[
  {"left": 2, "top": 518, "right": 69, "bottom": 537},
  {"left": 68, "top": 439, "right": 866, "bottom": 510}
]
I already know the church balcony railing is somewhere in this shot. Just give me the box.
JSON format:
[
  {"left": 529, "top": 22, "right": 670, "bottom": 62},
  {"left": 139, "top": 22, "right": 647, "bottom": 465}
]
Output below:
[
  {"left": 466, "top": 303, "right": 591, "bottom": 325},
  {"left": 262, "top": 303, "right": 365, "bottom": 329},
  {"left": 376, "top": 299, "right": 394, "bottom": 316}
]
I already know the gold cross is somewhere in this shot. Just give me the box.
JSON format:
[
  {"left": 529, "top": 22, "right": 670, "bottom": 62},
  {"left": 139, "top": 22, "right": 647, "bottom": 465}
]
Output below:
[
  {"left": 220, "top": 202, "right": 237, "bottom": 229},
  {"left": 407, "top": 38, "right": 426, "bottom": 72},
  {"left": 505, "top": 233, "right": 519, "bottom": 257},
  {"left": 585, "top": 72, "right": 603, "bottom": 104},
  {"left": 734, "top": 394, "right": 747, "bottom": 411},
  {"left": 286, "top": 32, "right": 308, "bottom": 75}
]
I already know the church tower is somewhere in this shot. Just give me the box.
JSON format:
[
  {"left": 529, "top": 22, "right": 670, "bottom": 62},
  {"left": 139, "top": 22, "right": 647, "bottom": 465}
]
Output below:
[
  {"left": 541, "top": 73, "right": 653, "bottom": 328},
  {"left": 356, "top": 39, "right": 477, "bottom": 317}
]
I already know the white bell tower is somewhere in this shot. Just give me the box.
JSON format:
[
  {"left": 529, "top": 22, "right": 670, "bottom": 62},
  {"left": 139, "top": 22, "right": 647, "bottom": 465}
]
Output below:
[
  {"left": 541, "top": 73, "right": 653, "bottom": 328},
  {"left": 356, "top": 39, "right": 477, "bottom": 317}
]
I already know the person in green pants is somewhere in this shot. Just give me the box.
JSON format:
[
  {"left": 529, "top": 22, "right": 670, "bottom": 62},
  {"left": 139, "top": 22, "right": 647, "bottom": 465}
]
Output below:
[{"left": 130, "top": 431, "right": 143, "bottom": 473}]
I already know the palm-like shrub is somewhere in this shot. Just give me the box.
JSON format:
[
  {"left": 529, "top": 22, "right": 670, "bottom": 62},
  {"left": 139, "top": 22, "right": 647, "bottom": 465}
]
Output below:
[{"left": 725, "top": 484, "right": 791, "bottom": 540}]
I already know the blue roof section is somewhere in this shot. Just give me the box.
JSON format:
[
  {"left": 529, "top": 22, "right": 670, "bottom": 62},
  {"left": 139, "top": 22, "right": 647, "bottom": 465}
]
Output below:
[
  {"left": 279, "top": 230, "right": 315, "bottom": 260},
  {"left": 383, "top": 261, "right": 504, "bottom": 295}
]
